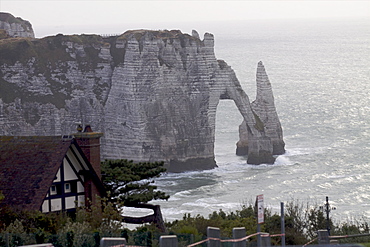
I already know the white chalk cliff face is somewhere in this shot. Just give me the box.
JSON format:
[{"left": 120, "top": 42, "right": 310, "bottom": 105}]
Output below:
[{"left": 0, "top": 20, "right": 285, "bottom": 171}]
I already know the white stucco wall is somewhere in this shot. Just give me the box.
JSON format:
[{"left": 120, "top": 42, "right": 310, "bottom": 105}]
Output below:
[
  {"left": 42, "top": 200, "right": 49, "bottom": 213},
  {"left": 65, "top": 196, "right": 76, "bottom": 209},
  {"left": 50, "top": 198, "right": 62, "bottom": 211},
  {"left": 63, "top": 159, "right": 78, "bottom": 181}
]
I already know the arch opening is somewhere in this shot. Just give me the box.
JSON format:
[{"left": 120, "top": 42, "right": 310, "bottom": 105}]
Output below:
[{"left": 214, "top": 99, "right": 246, "bottom": 166}]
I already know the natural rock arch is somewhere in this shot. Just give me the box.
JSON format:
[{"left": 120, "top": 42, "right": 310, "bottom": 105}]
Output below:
[{"left": 209, "top": 60, "right": 285, "bottom": 168}]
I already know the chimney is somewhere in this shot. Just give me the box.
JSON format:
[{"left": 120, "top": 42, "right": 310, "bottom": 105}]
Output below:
[{"left": 73, "top": 124, "right": 103, "bottom": 179}]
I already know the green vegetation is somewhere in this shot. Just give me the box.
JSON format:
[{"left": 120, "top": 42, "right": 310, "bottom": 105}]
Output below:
[
  {"left": 101, "top": 159, "right": 169, "bottom": 206},
  {"left": 0, "top": 198, "right": 124, "bottom": 246},
  {"left": 100, "top": 159, "right": 169, "bottom": 232},
  {"left": 119, "top": 29, "right": 197, "bottom": 42}
]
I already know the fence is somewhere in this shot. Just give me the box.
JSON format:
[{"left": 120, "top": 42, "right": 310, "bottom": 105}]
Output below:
[
  {"left": 8, "top": 227, "right": 369, "bottom": 247},
  {"left": 0, "top": 226, "right": 282, "bottom": 247},
  {"left": 0, "top": 231, "right": 196, "bottom": 247},
  {"left": 0, "top": 231, "right": 140, "bottom": 247},
  {"left": 303, "top": 230, "right": 370, "bottom": 246},
  {"left": 160, "top": 227, "right": 283, "bottom": 247}
]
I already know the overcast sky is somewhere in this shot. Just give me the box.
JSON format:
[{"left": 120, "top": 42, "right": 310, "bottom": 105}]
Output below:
[{"left": 1, "top": 0, "right": 369, "bottom": 37}]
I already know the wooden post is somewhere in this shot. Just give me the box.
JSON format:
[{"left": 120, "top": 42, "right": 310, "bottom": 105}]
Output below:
[
  {"left": 257, "top": 224, "right": 262, "bottom": 247},
  {"left": 281, "top": 202, "right": 285, "bottom": 247},
  {"left": 159, "top": 235, "right": 178, "bottom": 247},
  {"left": 5, "top": 233, "right": 9, "bottom": 247},
  {"left": 207, "top": 227, "right": 221, "bottom": 247},
  {"left": 100, "top": 237, "right": 126, "bottom": 247},
  {"left": 325, "top": 196, "right": 331, "bottom": 235},
  {"left": 317, "top": 230, "right": 330, "bottom": 245},
  {"left": 256, "top": 194, "right": 264, "bottom": 247},
  {"left": 233, "top": 227, "right": 246, "bottom": 247}
]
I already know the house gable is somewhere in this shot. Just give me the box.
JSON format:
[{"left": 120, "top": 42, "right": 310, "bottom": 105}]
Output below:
[
  {"left": 41, "top": 143, "right": 90, "bottom": 213},
  {"left": 0, "top": 136, "right": 105, "bottom": 213}
]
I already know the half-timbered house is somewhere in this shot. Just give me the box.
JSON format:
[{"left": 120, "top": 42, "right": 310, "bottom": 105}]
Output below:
[{"left": 0, "top": 128, "right": 105, "bottom": 213}]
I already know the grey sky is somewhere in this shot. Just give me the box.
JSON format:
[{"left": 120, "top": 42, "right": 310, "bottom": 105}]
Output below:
[{"left": 1, "top": 1, "right": 369, "bottom": 37}]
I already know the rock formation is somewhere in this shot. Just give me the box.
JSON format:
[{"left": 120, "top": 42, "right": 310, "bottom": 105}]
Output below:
[
  {"left": 0, "top": 14, "right": 284, "bottom": 172},
  {"left": 0, "top": 12, "right": 35, "bottom": 38},
  {"left": 236, "top": 62, "right": 285, "bottom": 157}
]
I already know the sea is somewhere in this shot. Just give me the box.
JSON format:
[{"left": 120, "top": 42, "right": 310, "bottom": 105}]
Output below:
[{"left": 148, "top": 18, "right": 370, "bottom": 224}]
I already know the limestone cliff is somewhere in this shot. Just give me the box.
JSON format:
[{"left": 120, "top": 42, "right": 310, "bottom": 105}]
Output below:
[
  {"left": 0, "top": 22, "right": 284, "bottom": 171},
  {"left": 0, "top": 13, "right": 35, "bottom": 38}
]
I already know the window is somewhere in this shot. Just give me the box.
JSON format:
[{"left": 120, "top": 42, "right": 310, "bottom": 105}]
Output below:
[
  {"left": 50, "top": 184, "right": 62, "bottom": 196},
  {"left": 50, "top": 185, "right": 57, "bottom": 195},
  {"left": 65, "top": 183, "right": 71, "bottom": 193}
]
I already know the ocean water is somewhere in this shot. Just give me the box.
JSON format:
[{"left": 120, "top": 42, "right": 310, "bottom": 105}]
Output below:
[{"left": 147, "top": 18, "right": 370, "bottom": 224}]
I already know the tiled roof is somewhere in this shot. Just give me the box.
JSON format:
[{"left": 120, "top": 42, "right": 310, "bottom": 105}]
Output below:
[{"left": 0, "top": 136, "right": 73, "bottom": 211}]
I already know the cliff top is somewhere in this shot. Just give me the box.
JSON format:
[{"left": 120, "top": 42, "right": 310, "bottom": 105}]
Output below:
[
  {"left": 0, "top": 12, "right": 32, "bottom": 29},
  {"left": 0, "top": 28, "right": 212, "bottom": 65},
  {"left": 0, "top": 12, "right": 30, "bottom": 25},
  {"left": 120, "top": 29, "right": 197, "bottom": 40},
  {"left": 113, "top": 29, "right": 212, "bottom": 48},
  {"left": 0, "top": 12, "right": 34, "bottom": 38},
  {"left": 0, "top": 29, "right": 204, "bottom": 43}
]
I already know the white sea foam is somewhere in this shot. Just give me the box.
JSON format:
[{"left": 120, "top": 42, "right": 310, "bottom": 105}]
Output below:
[
  {"left": 283, "top": 148, "right": 312, "bottom": 156},
  {"left": 122, "top": 207, "right": 153, "bottom": 217},
  {"left": 182, "top": 199, "right": 240, "bottom": 212},
  {"left": 161, "top": 207, "right": 194, "bottom": 217},
  {"left": 273, "top": 155, "right": 293, "bottom": 166},
  {"left": 172, "top": 190, "right": 192, "bottom": 198},
  {"left": 327, "top": 174, "right": 346, "bottom": 179},
  {"left": 222, "top": 179, "right": 240, "bottom": 184},
  {"left": 213, "top": 162, "right": 249, "bottom": 173}
]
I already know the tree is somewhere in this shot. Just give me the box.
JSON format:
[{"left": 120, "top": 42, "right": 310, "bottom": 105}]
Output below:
[{"left": 101, "top": 159, "right": 169, "bottom": 231}]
